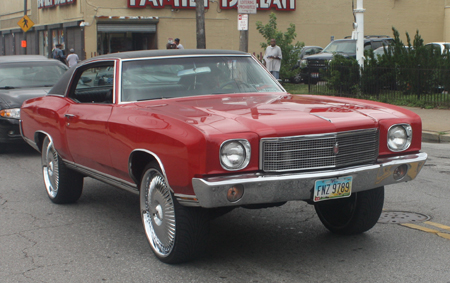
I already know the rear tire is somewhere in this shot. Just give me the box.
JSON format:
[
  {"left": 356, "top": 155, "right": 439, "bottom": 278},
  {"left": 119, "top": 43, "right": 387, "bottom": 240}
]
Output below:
[
  {"left": 314, "top": 186, "right": 384, "bottom": 235},
  {"left": 140, "top": 163, "right": 209, "bottom": 264},
  {"left": 41, "top": 136, "right": 84, "bottom": 204}
]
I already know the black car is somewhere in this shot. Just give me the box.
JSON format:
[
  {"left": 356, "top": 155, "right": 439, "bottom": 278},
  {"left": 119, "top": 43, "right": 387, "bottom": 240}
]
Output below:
[
  {"left": 300, "top": 36, "right": 393, "bottom": 84},
  {"left": 0, "top": 55, "right": 68, "bottom": 151},
  {"left": 291, "top": 46, "right": 323, "bottom": 83}
]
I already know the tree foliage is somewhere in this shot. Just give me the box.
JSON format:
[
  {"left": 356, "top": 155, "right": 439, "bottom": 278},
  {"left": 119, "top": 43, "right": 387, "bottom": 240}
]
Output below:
[{"left": 256, "top": 12, "right": 304, "bottom": 80}]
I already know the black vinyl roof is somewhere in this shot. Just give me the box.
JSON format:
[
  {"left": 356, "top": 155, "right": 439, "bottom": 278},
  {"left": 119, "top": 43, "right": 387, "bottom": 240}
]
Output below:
[{"left": 49, "top": 49, "right": 250, "bottom": 95}]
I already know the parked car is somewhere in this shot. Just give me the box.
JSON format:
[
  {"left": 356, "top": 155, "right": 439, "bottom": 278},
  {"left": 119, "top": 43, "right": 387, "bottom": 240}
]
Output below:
[
  {"left": 20, "top": 49, "right": 427, "bottom": 264},
  {"left": 300, "top": 36, "right": 393, "bottom": 84},
  {"left": 0, "top": 55, "right": 68, "bottom": 151},
  {"left": 291, "top": 46, "right": 323, "bottom": 83},
  {"left": 424, "top": 42, "right": 450, "bottom": 55},
  {"left": 372, "top": 45, "right": 413, "bottom": 61}
]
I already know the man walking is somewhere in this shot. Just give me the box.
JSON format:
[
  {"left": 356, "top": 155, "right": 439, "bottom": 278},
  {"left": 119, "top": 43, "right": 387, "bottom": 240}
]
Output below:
[{"left": 263, "top": 39, "right": 282, "bottom": 80}]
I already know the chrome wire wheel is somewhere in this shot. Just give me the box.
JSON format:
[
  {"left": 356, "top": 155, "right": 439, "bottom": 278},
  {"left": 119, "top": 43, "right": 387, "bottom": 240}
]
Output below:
[
  {"left": 141, "top": 169, "right": 176, "bottom": 258},
  {"left": 40, "top": 136, "right": 83, "bottom": 204},
  {"left": 42, "top": 138, "right": 59, "bottom": 198}
]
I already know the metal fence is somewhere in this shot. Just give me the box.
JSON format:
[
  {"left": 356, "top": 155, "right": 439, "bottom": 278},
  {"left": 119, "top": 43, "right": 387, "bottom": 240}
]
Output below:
[{"left": 305, "top": 65, "right": 450, "bottom": 108}]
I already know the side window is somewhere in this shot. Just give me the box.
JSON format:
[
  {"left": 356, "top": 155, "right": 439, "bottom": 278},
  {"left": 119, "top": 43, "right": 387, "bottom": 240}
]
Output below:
[
  {"left": 371, "top": 41, "right": 383, "bottom": 50},
  {"left": 70, "top": 63, "right": 114, "bottom": 104}
]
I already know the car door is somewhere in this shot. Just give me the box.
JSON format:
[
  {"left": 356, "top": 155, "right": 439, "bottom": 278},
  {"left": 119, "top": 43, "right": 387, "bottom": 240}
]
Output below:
[{"left": 64, "top": 61, "right": 116, "bottom": 175}]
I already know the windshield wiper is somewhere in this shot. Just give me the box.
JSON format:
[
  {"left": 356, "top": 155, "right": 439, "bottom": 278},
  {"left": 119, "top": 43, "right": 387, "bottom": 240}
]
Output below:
[{"left": 0, "top": 86, "right": 16, "bottom": 89}]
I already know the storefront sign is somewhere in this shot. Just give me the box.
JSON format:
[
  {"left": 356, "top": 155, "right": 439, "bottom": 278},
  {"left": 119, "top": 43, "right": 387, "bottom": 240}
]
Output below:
[
  {"left": 38, "top": 0, "right": 76, "bottom": 9},
  {"left": 128, "top": 0, "right": 294, "bottom": 10}
]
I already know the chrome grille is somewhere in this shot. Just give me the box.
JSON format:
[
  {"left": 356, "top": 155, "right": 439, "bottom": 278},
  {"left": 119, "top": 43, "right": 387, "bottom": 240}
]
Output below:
[{"left": 260, "top": 129, "right": 379, "bottom": 172}]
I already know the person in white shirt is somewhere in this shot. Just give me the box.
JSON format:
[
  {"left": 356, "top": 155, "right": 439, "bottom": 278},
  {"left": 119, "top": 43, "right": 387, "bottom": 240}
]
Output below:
[
  {"left": 174, "top": 38, "right": 184, "bottom": 49},
  {"left": 66, "top": 48, "right": 80, "bottom": 68},
  {"left": 263, "top": 39, "right": 282, "bottom": 80}
]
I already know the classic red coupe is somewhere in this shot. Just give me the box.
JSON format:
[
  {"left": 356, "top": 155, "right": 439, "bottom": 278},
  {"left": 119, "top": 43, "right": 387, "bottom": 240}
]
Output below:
[{"left": 20, "top": 50, "right": 427, "bottom": 263}]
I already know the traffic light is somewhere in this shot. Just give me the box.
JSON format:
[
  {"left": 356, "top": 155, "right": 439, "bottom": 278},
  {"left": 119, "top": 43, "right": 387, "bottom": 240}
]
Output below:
[{"left": 21, "top": 40, "right": 27, "bottom": 48}]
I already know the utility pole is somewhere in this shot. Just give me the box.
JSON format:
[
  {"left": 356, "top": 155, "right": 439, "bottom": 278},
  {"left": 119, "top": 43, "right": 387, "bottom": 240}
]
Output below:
[
  {"left": 196, "top": 0, "right": 206, "bottom": 49},
  {"left": 354, "top": 0, "right": 365, "bottom": 68},
  {"left": 24, "top": 0, "right": 27, "bottom": 54},
  {"left": 239, "top": 22, "right": 248, "bottom": 52}
]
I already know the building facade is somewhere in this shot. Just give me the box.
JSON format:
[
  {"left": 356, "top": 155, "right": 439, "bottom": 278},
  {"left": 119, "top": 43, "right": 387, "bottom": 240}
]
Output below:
[{"left": 1, "top": 0, "right": 449, "bottom": 60}]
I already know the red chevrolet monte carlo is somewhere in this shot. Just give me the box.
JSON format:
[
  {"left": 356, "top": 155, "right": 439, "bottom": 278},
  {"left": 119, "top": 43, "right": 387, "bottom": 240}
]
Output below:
[{"left": 20, "top": 50, "right": 427, "bottom": 263}]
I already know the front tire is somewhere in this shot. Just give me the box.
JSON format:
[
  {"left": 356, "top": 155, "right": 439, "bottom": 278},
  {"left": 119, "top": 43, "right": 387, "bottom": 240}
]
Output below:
[
  {"left": 42, "top": 136, "right": 84, "bottom": 204},
  {"left": 140, "top": 163, "right": 209, "bottom": 264},
  {"left": 314, "top": 186, "right": 384, "bottom": 235}
]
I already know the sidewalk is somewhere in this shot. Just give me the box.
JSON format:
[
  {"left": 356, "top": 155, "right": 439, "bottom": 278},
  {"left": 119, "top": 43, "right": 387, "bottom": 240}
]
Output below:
[{"left": 403, "top": 107, "right": 450, "bottom": 143}]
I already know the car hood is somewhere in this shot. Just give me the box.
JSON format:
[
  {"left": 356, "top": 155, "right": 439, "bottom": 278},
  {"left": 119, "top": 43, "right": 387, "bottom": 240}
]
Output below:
[
  {"left": 136, "top": 93, "right": 404, "bottom": 137},
  {"left": 0, "top": 87, "right": 51, "bottom": 108},
  {"left": 306, "top": 52, "right": 355, "bottom": 60}
]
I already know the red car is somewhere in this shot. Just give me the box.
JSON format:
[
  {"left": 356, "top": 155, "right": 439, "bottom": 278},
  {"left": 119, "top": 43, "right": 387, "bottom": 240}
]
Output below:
[{"left": 20, "top": 50, "right": 427, "bottom": 263}]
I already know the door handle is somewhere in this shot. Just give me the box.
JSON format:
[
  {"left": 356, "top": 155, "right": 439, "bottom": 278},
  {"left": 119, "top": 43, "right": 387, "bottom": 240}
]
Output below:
[{"left": 65, "top": 114, "right": 76, "bottom": 119}]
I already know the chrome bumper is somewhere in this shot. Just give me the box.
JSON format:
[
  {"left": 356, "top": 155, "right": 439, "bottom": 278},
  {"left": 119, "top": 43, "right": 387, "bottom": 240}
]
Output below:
[{"left": 191, "top": 152, "right": 427, "bottom": 208}]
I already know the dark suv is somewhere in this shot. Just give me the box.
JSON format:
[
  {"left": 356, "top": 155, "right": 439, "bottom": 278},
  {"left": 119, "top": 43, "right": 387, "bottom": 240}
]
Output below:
[{"left": 300, "top": 36, "right": 393, "bottom": 84}]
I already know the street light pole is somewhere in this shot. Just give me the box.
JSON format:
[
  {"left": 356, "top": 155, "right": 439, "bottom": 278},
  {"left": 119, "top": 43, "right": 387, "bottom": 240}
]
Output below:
[{"left": 354, "top": 0, "right": 365, "bottom": 68}]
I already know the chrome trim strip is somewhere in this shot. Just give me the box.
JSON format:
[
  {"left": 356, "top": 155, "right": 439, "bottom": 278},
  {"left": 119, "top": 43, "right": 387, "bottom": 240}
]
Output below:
[
  {"left": 310, "top": 114, "right": 332, "bottom": 122},
  {"left": 174, "top": 193, "right": 200, "bottom": 207},
  {"left": 192, "top": 152, "right": 427, "bottom": 208},
  {"left": 63, "top": 160, "right": 139, "bottom": 195}
]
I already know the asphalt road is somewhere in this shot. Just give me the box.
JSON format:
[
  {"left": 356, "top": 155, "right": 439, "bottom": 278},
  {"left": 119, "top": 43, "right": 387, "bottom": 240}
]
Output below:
[{"left": 1, "top": 142, "right": 449, "bottom": 283}]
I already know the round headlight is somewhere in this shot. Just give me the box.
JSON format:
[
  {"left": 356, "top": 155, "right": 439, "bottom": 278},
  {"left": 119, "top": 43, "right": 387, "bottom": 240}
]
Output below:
[
  {"left": 387, "top": 124, "right": 412, "bottom": 152},
  {"left": 220, "top": 140, "right": 251, "bottom": 171}
]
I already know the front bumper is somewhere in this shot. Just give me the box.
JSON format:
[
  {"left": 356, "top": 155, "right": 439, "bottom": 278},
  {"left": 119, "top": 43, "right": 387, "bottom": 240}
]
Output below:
[
  {"left": 0, "top": 118, "right": 23, "bottom": 143},
  {"left": 191, "top": 152, "right": 427, "bottom": 208}
]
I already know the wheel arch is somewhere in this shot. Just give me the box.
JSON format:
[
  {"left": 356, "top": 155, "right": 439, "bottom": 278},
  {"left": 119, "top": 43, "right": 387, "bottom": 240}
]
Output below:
[
  {"left": 129, "top": 149, "right": 170, "bottom": 189},
  {"left": 34, "top": 131, "right": 52, "bottom": 152}
]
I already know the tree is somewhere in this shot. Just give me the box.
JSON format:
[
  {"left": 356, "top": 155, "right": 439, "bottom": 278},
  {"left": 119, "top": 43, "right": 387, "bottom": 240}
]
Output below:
[{"left": 256, "top": 13, "right": 303, "bottom": 80}]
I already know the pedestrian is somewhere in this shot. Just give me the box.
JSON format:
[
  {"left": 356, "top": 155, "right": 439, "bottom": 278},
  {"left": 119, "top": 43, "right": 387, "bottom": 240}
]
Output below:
[
  {"left": 52, "top": 44, "right": 67, "bottom": 65},
  {"left": 263, "top": 39, "right": 282, "bottom": 80},
  {"left": 66, "top": 48, "right": 80, "bottom": 68},
  {"left": 166, "top": 39, "right": 177, "bottom": 49},
  {"left": 174, "top": 38, "right": 184, "bottom": 49}
]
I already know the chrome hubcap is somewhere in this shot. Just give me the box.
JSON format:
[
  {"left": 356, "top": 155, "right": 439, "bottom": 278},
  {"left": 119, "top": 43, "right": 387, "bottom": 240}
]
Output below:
[{"left": 142, "top": 170, "right": 175, "bottom": 257}]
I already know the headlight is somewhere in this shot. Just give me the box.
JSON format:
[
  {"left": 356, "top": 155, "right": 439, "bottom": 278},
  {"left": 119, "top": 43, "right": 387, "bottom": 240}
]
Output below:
[
  {"left": 300, "top": 59, "right": 308, "bottom": 68},
  {"left": 0, "top": 108, "right": 20, "bottom": 119},
  {"left": 220, "top": 139, "right": 251, "bottom": 171},
  {"left": 387, "top": 124, "right": 412, "bottom": 152}
]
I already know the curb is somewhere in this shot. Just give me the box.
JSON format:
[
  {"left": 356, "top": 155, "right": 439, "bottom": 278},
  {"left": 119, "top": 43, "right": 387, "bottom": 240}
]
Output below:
[{"left": 422, "top": 131, "right": 450, "bottom": 143}]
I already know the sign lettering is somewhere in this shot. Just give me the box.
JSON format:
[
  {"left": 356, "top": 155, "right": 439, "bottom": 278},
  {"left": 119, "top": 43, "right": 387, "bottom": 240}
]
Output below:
[
  {"left": 129, "top": 0, "right": 209, "bottom": 9},
  {"left": 38, "top": 0, "right": 76, "bottom": 9},
  {"left": 128, "top": 0, "right": 294, "bottom": 10}
]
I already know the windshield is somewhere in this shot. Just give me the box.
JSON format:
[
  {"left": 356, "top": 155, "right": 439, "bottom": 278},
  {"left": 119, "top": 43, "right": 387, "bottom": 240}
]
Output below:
[
  {"left": 0, "top": 61, "right": 67, "bottom": 88},
  {"left": 121, "top": 56, "right": 284, "bottom": 102},
  {"left": 322, "top": 40, "right": 356, "bottom": 54}
]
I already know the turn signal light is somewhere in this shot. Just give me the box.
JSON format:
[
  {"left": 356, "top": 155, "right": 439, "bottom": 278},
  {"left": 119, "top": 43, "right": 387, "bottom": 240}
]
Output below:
[
  {"left": 393, "top": 164, "right": 408, "bottom": 181},
  {"left": 227, "top": 185, "right": 244, "bottom": 202}
]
